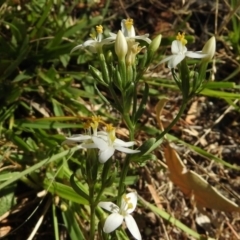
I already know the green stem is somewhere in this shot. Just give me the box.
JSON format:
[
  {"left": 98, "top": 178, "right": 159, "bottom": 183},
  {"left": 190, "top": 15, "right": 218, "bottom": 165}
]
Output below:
[
  {"left": 123, "top": 113, "right": 134, "bottom": 137},
  {"left": 132, "top": 83, "right": 138, "bottom": 121},
  {"left": 95, "top": 186, "right": 105, "bottom": 203},
  {"left": 119, "top": 60, "right": 126, "bottom": 88},
  {"left": 117, "top": 155, "right": 131, "bottom": 206},
  {"left": 117, "top": 116, "right": 135, "bottom": 205},
  {"left": 89, "top": 188, "right": 96, "bottom": 240},
  {"left": 155, "top": 99, "right": 188, "bottom": 142}
]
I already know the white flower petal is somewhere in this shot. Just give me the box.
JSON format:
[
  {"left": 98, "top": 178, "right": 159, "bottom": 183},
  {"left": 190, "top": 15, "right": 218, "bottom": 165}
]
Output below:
[
  {"left": 159, "top": 55, "right": 174, "bottom": 65},
  {"left": 83, "top": 39, "right": 96, "bottom": 47},
  {"left": 99, "top": 147, "right": 115, "bottom": 163},
  {"left": 98, "top": 202, "right": 119, "bottom": 213},
  {"left": 128, "top": 26, "right": 136, "bottom": 38},
  {"left": 103, "top": 213, "right": 124, "bottom": 233},
  {"left": 114, "top": 138, "right": 135, "bottom": 147},
  {"left": 171, "top": 40, "right": 187, "bottom": 54},
  {"left": 71, "top": 44, "right": 84, "bottom": 53},
  {"left": 134, "top": 35, "right": 151, "bottom": 44},
  {"left": 102, "top": 38, "right": 115, "bottom": 45},
  {"left": 125, "top": 215, "right": 142, "bottom": 240},
  {"left": 92, "top": 136, "right": 108, "bottom": 150},
  {"left": 171, "top": 40, "right": 180, "bottom": 54},
  {"left": 125, "top": 193, "right": 138, "bottom": 213},
  {"left": 185, "top": 51, "right": 207, "bottom": 59},
  {"left": 168, "top": 55, "right": 185, "bottom": 68},
  {"left": 95, "top": 132, "right": 108, "bottom": 141},
  {"left": 115, "top": 146, "right": 140, "bottom": 154},
  {"left": 103, "top": 36, "right": 116, "bottom": 43},
  {"left": 97, "top": 131, "right": 108, "bottom": 136},
  {"left": 81, "top": 142, "right": 98, "bottom": 149},
  {"left": 97, "top": 136, "right": 108, "bottom": 142},
  {"left": 109, "top": 32, "right": 117, "bottom": 37},
  {"left": 66, "top": 135, "right": 91, "bottom": 142},
  {"left": 121, "top": 19, "right": 128, "bottom": 37}
]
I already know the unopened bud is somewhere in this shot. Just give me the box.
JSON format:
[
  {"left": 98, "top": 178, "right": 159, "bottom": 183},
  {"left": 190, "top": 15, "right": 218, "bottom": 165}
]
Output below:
[
  {"left": 115, "top": 30, "right": 128, "bottom": 61},
  {"left": 146, "top": 34, "right": 162, "bottom": 66},
  {"left": 149, "top": 34, "right": 162, "bottom": 53},
  {"left": 201, "top": 36, "right": 216, "bottom": 62}
]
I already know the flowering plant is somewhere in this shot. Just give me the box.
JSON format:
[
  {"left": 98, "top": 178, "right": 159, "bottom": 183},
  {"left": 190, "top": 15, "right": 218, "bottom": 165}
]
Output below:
[{"left": 65, "top": 18, "right": 216, "bottom": 239}]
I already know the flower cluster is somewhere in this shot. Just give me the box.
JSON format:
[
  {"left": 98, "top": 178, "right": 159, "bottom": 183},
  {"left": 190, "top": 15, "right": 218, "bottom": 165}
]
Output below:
[
  {"left": 99, "top": 192, "right": 141, "bottom": 240},
  {"left": 71, "top": 18, "right": 151, "bottom": 65},
  {"left": 63, "top": 116, "right": 140, "bottom": 163}
]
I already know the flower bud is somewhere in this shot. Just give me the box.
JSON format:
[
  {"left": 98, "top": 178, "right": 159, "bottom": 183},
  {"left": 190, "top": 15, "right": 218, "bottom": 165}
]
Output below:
[
  {"left": 115, "top": 30, "right": 128, "bottom": 61},
  {"left": 149, "top": 34, "right": 162, "bottom": 53},
  {"left": 146, "top": 34, "right": 162, "bottom": 66},
  {"left": 201, "top": 36, "right": 216, "bottom": 62},
  {"left": 89, "top": 65, "right": 105, "bottom": 85}
]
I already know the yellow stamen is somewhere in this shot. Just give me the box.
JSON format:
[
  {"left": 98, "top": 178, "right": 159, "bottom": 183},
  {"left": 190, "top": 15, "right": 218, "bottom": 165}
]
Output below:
[
  {"left": 106, "top": 124, "right": 116, "bottom": 142},
  {"left": 127, "top": 203, "right": 133, "bottom": 210},
  {"left": 123, "top": 194, "right": 131, "bottom": 202},
  {"left": 90, "top": 116, "right": 102, "bottom": 131},
  {"left": 91, "top": 115, "right": 102, "bottom": 123},
  {"left": 83, "top": 121, "right": 91, "bottom": 129},
  {"left": 122, "top": 195, "right": 133, "bottom": 211},
  {"left": 96, "top": 25, "right": 103, "bottom": 34},
  {"left": 106, "top": 124, "right": 114, "bottom": 132},
  {"left": 125, "top": 18, "right": 134, "bottom": 31},
  {"left": 176, "top": 32, "right": 187, "bottom": 45}
]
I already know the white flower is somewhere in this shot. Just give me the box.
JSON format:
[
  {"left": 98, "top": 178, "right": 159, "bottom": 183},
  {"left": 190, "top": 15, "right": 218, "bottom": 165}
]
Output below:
[
  {"left": 71, "top": 25, "right": 111, "bottom": 53},
  {"left": 83, "top": 125, "right": 140, "bottom": 163},
  {"left": 63, "top": 119, "right": 140, "bottom": 163},
  {"left": 106, "top": 18, "right": 151, "bottom": 44},
  {"left": 160, "top": 32, "right": 207, "bottom": 68},
  {"left": 98, "top": 192, "right": 141, "bottom": 240}
]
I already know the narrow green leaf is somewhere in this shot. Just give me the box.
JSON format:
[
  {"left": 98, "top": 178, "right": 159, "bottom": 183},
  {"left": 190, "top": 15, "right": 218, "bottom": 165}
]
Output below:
[
  {"left": 52, "top": 99, "right": 64, "bottom": 117},
  {"left": 43, "top": 179, "right": 88, "bottom": 205},
  {"left": 70, "top": 174, "right": 90, "bottom": 201},
  {"left": 62, "top": 206, "right": 85, "bottom": 240},
  {"left": 0, "top": 146, "right": 79, "bottom": 190},
  {"left": 52, "top": 204, "right": 60, "bottom": 240},
  {"left": 30, "top": 0, "right": 54, "bottom": 38},
  {"left": 16, "top": 121, "right": 83, "bottom": 129},
  {"left": 6, "top": 131, "right": 33, "bottom": 152},
  {"left": 2, "top": 36, "right": 29, "bottom": 80}
]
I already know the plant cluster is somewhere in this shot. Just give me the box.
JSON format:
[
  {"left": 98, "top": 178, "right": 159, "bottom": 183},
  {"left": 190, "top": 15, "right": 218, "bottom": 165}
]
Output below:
[{"left": 1, "top": 1, "right": 240, "bottom": 239}]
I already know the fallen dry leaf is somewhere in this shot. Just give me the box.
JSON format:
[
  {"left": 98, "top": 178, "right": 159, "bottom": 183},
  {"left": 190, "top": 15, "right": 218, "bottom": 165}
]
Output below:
[
  {"left": 164, "top": 143, "right": 240, "bottom": 212},
  {"left": 155, "top": 93, "right": 240, "bottom": 212}
]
